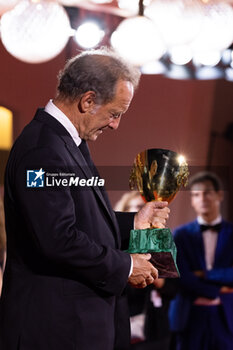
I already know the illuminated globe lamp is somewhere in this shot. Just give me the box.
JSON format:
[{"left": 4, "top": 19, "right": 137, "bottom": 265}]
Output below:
[
  {"left": 145, "top": 0, "right": 204, "bottom": 49},
  {"left": 169, "top": 45, "right": 193, "bottom": 65},
  {"left": 145, "top": 0, "right": 205, "bottom": 66},
  {"left": 0, "top": 0, "right": 20, "bottom": 15},
  {"left": 191, "top": 1, "right": 233, "bottom": 66},
  {"left": 74, "top": 21, "right": 105, "bottom": 49},
  {"left": 0, "top": 0, "right": 71, "bottom": 64},
  {"left": 111, "top": 15, "right": 165, "bottom": 66}
]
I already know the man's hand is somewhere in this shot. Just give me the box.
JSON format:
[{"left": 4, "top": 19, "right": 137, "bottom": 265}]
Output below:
[
  {"left": 220, "top": 286, "right": 233, "bottom": 294},
  {"left": 193, "top": 270, "right": 205, "bottom": 278},
  {"left": 128, "top": 253, "right": 158, "bottom": 288},
  {"left": 134, "top": 201, "right": 170, "bottom": 229}
]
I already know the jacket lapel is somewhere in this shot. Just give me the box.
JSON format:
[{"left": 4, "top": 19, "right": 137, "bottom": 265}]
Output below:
[
  {"left": 64, "top": 140, "right": 116, "bottom": 219},
  {"left": 213, "top": 221, "right": 226, "bottom": 267},
  {"left": 192, "top": 221, "right": 206, "bottom": 270}
]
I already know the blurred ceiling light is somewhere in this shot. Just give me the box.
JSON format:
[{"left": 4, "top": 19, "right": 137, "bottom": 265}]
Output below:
[
  {"left": 0, "top": 0, "right": 71, "bottom": 64},
  {"left": 193, "top": 50, "right": 221, "bottom": 66},
  {"left": 225, "top": 67, "right": 233, "bottom": 81},
  {"left": 165, "top": 64, "right": 194, "bottom": 80},
  {"left": 118, "top": 0, "right": 152, "bottom": 16},
  {"left": 0, "top": 106, "right": 13, "bottom": 150},
  {"left": 74, "top": 21, "right": 105, "bottom": 48},
  {"left": 145, "top": 0, "right": 204, "bottom": 48},
  {"left": 141, "top": 60, "right": 167, "bottom": 74},
  {"left": 0, "top": 0, "right": 20, "bottom": 15},
  {"left": 190, "top": 2, "right": 233, "bottom": 62},
  {"left": 169, "top": 45, "right": 193, "bottom": 65},
  {"left": 111, "top": 16, "right": 165, "bottom": 66},
  {"left": 195, "top": 66, "right": 224, "bottom": 80},
  {"left": 221, "top": 49, "right": 232, "bottom": 65}
]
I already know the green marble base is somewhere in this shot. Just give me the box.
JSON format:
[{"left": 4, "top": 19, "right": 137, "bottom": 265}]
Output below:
[{"left": 127, "top": 228, "right": 179, "bottom": 278}]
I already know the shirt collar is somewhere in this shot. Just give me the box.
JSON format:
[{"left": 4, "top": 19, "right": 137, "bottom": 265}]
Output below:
[
  {"left": 197, "top": 215, "right": 222, "bottom": 226},
  {"left": 45, "top": 99, "right": 82, "bottom": 147}
]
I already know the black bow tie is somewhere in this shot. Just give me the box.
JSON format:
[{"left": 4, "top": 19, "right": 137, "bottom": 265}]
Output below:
[{"left": 200, "top": 223, "right": 222, "bottom": 232}]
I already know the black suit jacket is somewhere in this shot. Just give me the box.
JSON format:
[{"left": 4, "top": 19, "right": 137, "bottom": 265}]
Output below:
[{"left": 0, "top": 109, "right": 134, "bottom": 350}]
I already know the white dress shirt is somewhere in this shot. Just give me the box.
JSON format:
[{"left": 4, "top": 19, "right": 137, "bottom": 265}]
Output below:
[
  {"left": 194, "top": 215, "right": 222, "bottom": 305},
  {"left": 45, "top": 100, "right": 82, "bottom": 147},
  {"left": 197, "top": 215, "right": 222, "bottom": 270}
]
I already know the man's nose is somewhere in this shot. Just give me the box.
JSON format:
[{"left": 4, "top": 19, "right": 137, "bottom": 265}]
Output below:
[
  {"left": 200, "top": 193, "right": 206, "bottom": 201},
  {"left": 108, "top": 118, "right": 121, "bottom": 130}
]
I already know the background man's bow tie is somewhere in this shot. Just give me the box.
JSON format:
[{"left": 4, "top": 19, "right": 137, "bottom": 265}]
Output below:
[{"left": 200, "top": 223, "right": 222, "bottom": 232}]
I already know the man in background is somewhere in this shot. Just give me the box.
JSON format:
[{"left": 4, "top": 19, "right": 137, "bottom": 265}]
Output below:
[
  {"left": 0, "top": 48, "right": 170, "bottom": 350},
  {"left": 170, "top": 171, "right": 233, "bottom": 350}
]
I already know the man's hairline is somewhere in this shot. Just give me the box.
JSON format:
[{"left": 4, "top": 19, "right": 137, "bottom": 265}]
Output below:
[
  {"left": 56, "top": 78, "right": 134, "bottom": 106},
  {"left": 189, "top": 180, "right": 220, "bottom": 193}
]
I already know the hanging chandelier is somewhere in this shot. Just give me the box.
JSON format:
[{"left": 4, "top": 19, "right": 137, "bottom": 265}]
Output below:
[
  {"left": 1, "top": 0, "right": 71, "bottom": 63},
  {"left": 1, "top": 0, "right": 233, "bottom": 80}
]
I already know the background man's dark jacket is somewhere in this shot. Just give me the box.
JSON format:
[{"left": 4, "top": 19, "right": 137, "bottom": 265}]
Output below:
[{"left": 169, "top": 220, "right": 233, "bottom": 334}]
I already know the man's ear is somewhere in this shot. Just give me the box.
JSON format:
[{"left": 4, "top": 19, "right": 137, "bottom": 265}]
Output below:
[{"left": 78, "top": 91, "right": 96, "bottom": 113}]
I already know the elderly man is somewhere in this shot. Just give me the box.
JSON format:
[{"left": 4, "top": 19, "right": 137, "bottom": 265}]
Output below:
[
  {"left": 170, "top": 171, "right": 233, "bottom": 350},
  {"left": 0, "top": 48, "right": 169, "bottom": 350}
]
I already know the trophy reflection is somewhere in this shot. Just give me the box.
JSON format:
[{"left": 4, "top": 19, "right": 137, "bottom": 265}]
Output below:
[{"left": 128, "top": 149, "right": 189, "bottom": 278}]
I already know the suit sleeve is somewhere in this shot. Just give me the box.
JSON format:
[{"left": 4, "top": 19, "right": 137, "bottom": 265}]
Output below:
[
  {"left": 12, "top": 146, "right": 131, "bottom": 296},
  {"left": 206, "top": 268, "right": 233, "bottom": 286},
  {"left": 174, "top": 229, "right": 221, "bottom": 299},
  {"left": 115, "top": 211, "right": 135, "bottom": 250}
]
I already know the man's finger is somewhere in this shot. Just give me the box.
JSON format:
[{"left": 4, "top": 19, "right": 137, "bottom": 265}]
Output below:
[
  {"left": 151, "top": 268, "right": 158, "bottom": 280},
  {"left": 146, "top": 276, "right": 154, "bottom": 285},
  {"left": 141, "top": 253, "right": 151, "bottom": 260},
  {"left": 151, "top": 201, "right": 169, "bottom": 209}
]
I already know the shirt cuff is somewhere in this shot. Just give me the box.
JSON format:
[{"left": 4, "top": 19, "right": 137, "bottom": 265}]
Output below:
[{"left": 128, "top": 254, "right": 133, "bottom": 277}]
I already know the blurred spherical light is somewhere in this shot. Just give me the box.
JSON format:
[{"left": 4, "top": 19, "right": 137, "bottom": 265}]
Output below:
[
  {"left": 1, "top": 0, "right": 71, "bottom": 64},
  {"left": 169, "top": 45, "right": 192, "bottom": 65},
  {"left": 225, "top": 67, "right": 233, "bottom": 81},
  {"left": 118, "top": 0, "right": 152, "bottom": 16},
  {"left": 221, "top": 49, "right": 232, "bottom": 66},
  {"left": 191, "top": 2, "right": 233, "bottom": 58},
  {"left": 193, "top": 50, "right": 221, "bottom": 66},
  {"left": 141, "top": 60, "right": 167, "bottom": 74},
  {"left": 111, "top": 16, "right": 165, "bottom": 66},
  {"left": 145, "top": 0, "right": 204, "bottom": 48},
  {"left": 195, "top": 66, "right": 224, "bottom": 80},
  {"left": 0, "top": 0, "right": 20, "bottom": 15},
  {"left": 74, "top": 21, "right": 104, "bottom": 49},
  {"left": 165, "top": 64, "right": 193, "bottom": 80}
]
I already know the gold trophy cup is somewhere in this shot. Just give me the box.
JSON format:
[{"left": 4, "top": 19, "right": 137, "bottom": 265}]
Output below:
[{"left": 128, "top": 148, "right": 189, "bottom": 278}]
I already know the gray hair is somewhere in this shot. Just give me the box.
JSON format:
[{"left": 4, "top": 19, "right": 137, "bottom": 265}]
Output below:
[{"left": 56, "top": 47, "right": 141, "bottom": 104}]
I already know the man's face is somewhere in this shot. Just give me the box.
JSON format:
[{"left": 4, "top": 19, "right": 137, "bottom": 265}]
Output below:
[
  {"left": 190, "top": 180, "right": 223, "bottom": 218},
  {"left": 78, "top": 80, "right": 134, "bottom": 141}
]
